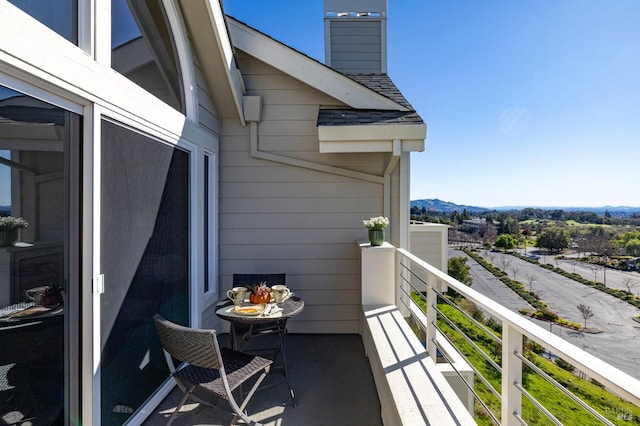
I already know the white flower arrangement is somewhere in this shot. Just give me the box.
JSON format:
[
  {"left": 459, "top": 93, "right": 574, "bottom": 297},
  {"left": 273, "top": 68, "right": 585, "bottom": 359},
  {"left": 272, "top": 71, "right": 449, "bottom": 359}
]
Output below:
[
  {"left": 0, "top": 216, "right": 28, "bottom": 231},
  {"left": 362, "top": 216, "right": 389, "bottom": 231}
]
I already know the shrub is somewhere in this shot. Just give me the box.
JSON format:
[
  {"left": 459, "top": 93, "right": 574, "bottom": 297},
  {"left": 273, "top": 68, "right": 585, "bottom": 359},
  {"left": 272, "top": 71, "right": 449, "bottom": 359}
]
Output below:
[
  {"left": 524, "top": 338, "right": 545, "bottom": 355},
  {"left": 539, "top": 308, "right": 559, "bottom": 321},
  {"left": 555, "top": 357, "right": 575, "bottom": 372},
  {"left": 485, "top": 317, "right": 502, "bottom": 333},
  {"left": 470, "top": 304, "right": 485, "bottom": 322}
]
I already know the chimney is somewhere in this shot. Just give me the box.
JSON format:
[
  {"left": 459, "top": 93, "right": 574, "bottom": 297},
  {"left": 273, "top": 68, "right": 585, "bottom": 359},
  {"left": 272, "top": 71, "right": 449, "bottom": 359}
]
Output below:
[{"left": 324, "top": 0, "right": 388, "bottom": 74}]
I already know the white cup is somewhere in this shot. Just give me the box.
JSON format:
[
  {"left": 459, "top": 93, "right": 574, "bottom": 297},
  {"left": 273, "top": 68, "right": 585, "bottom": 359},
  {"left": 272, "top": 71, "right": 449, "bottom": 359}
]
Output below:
[
  {"left": 271, "top": 285, "right": 291, "bottom": 303},
  {"left": 227, "top": 287, "right": 247, "bottom": 306}
]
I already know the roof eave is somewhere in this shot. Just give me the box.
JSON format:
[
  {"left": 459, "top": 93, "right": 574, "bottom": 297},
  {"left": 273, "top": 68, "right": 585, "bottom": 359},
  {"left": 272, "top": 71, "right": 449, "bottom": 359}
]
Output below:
[
  {"left": 318, "top": 123, "right": 426, "bottom": 153},
  {"left": 227, "top": 17, "right": 406, "bottom": 111},
  {"left": 180, "top": 0, "right": 245, "bottom": 122}
]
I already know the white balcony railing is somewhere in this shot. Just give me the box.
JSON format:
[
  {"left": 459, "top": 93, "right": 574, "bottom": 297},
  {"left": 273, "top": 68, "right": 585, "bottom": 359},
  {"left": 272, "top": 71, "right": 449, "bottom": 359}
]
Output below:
[
  {"left": 397, "top": 247, "right": 640, "bottom": 425},
  {"left": 360, "top": 243, "right": 640, "bottom": 425}
]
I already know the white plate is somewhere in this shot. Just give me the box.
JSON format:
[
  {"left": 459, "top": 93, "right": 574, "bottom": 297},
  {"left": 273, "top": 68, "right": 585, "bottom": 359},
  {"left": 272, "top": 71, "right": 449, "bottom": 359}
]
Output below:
[{"left": 233, "top": 304, "right": 267, "bottom": 316}]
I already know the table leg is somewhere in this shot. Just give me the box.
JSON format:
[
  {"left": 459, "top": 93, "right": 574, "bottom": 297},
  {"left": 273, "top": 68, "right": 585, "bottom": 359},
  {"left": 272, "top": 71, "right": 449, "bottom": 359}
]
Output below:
[
  {"left": 230, "top": 323, "right": 240, "bottom": 351},
  {"left": 272, "top": 320, "right": 296, "bottom": 407}
]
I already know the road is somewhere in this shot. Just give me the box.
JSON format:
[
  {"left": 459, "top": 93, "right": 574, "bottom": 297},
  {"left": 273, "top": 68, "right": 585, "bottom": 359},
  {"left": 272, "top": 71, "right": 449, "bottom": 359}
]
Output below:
[{"left": 449, "top": 248, "right": 640, "bottom": 379}]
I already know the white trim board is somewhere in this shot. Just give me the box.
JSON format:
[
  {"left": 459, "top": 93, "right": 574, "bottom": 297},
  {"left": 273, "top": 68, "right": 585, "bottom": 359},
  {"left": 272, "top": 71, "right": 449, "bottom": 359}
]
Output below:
[{"left": 227, "top": 17, "right": 404, "bottom": 111}]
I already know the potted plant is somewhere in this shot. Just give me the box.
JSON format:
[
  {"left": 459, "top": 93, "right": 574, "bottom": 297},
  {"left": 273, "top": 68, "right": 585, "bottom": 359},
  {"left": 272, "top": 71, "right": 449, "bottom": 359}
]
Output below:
[
  {"left": 248, "top": 281, "right": 271, "bottom": 304},
  {"left": 0, "top": 216, "right": 28, "bottom": 247},
  {"left": 363, "top": 216, "right": 389, "bottom": 246}
]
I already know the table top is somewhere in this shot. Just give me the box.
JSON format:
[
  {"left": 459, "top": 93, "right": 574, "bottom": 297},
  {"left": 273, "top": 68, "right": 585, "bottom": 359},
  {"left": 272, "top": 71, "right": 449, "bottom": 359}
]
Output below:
[{"left": 216, "top": 296, "right": 304, "bottom": 324}]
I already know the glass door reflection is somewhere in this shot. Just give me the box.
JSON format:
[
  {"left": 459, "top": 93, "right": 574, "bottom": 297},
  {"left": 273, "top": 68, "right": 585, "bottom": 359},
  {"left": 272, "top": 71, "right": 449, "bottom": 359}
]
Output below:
[{"left": 0, "top": 85, "right": 77, "bottom": 425}]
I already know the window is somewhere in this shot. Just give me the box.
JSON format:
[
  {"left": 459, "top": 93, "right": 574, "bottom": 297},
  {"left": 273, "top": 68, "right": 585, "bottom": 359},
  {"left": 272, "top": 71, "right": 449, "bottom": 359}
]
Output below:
[
  {"left": 0, "top": 84, "right": 81, "bottom": 424},
  {"left": 8, "top": 0, "right": 78, "bottom": 44},
  {"left": 111, "top": 0, "right": 184, "bottom": 112}
]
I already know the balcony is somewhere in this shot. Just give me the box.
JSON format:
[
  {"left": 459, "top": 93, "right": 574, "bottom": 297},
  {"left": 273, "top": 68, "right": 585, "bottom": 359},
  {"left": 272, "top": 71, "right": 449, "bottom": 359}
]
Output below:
[{"left": 143, "top": 243, "right": 640, "bottom": 425}]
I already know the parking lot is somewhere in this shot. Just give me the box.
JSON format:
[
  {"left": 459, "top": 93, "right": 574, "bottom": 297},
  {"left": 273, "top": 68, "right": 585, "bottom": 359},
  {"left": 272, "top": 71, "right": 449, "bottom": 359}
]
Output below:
[{"left": 451, "top": 248, "right": 640, "bottom": 379}]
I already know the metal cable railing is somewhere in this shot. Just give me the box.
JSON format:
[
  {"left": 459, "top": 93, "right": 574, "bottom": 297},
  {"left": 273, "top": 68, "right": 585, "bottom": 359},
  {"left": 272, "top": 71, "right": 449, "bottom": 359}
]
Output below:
[
  {"left": 513, "top": 381, "right": 563, "bottom": 425},
  {"left": 434, "top": 287, "right": 503, "bottom": 345},
  {"left": 395, "top": 248, "right": 640, "bottom": 425},
  {"left": 430, "top": 333, "right": 502, "bottom": 426},
  {"left": 514, "top": 351, "right": 616, "bottom": 425},
  {"left": 432, "top": 319, "right": 502, "bottom": 401},
  {"left": 402, "top": 271, "right": 504, "bottom": 421},
  {"left": 435, "top": 307, "right": 502, "bottom": 374}
]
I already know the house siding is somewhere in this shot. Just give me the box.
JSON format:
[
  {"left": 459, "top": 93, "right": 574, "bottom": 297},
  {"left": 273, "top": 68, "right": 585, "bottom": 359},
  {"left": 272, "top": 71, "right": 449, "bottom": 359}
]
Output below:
[
  {"left": 409, "top": 224, "right": 449, "bottom": 273},
  {"left": 329, "top": 20, "right": 382, "bottom": 74},
  {"left": 193, "top": 54, "right": 219, "bottom": 134},
  {"left": 219, "top": 53, "right": 402, "bottom": 333}
]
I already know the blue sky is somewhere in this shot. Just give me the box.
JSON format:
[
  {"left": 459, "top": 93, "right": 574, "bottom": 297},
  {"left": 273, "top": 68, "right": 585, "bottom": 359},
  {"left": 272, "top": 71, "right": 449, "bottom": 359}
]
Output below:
[{"left": 224, "top": 0, "right": 640, "bottom": 208}]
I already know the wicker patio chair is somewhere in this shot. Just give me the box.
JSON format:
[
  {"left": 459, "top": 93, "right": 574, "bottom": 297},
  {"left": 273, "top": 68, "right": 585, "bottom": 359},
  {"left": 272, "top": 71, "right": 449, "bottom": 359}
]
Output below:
[{"left": 153, "top": 314, "right": 272, "bottom": 425}]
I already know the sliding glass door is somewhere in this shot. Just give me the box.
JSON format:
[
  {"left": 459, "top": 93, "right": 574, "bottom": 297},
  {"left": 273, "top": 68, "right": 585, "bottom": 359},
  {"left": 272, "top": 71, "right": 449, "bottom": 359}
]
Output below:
[
  {"left": 0, "top": 85, "right": 81, "bottom": 425},
  {"left": 99, "top": 119, "right": 189, "bottom": 424}
]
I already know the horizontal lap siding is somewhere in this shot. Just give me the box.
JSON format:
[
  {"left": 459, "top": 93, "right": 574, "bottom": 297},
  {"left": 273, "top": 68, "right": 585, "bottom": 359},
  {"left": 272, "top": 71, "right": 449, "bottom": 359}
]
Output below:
[
  {"left": 411, "top": 232, "right": 444, "bottom": 270},
  {"left": 220, "top": 54, "right": 388, "bottom": 333},
  {"left": 193, "top": 58, "right": 219, "bottom": 134},
  {"left": 329, "top": 21, "right": 382, "bottom": 74},
  {"left": 222, "top": 149, "right": 387, "bottom": 174}
]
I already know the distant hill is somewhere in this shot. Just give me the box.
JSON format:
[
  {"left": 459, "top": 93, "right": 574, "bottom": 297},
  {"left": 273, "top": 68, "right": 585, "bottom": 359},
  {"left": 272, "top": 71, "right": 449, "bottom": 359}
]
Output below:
[
  {"left": 410, "top": 199, "right": 640, "bottom": 217},
  {"left": 0, "top": 205, "right": 9, "bottom": 215},
  {"left": 411, "top": 199, "right": 489, "bottom": 214}
]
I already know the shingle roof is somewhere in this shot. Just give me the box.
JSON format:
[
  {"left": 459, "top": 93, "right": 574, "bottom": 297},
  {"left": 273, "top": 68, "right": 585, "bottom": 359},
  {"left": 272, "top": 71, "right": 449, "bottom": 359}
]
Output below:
[
  {"left": 318, "top": 74, "right": 423, "bottom": 126},
  {"left": 317, "top": 107, "right": 422, "bottom": 126},
  {"left": 345, "top": 74, "right": 414, "bottom": 110}
]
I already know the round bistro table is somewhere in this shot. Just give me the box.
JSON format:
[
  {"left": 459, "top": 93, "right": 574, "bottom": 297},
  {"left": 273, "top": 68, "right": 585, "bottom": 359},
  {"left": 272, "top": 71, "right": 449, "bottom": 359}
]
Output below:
[{"left": 215, "top": 296, "right": 304, "bottom": 406}]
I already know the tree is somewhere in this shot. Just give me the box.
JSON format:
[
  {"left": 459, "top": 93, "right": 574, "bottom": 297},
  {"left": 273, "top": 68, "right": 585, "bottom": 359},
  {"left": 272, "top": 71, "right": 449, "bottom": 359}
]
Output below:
[
  {"left": 448, "top": 257, "right": 472, "bottom": 286},
  {"left": 497, "top": 214, "right": 520, "bottom": 236},
  {"left": 526, "top": 274, "right": 537, "bottom": 292},
  {"left": 479, "top": 222, "right": 497, "bottom": 244},
  {"left": 495, "top": 234, "right": 517, "bottom": 251},
  {"left": 510, "top": 265, "right": 519, "bottom": 281},
  {"left": 577, "top": 304, "right": 594, "bottom": 329},
  {"left": 498, "top": 257, "right": 511, "bottom": 272},
  {"left": 624, "top": 238, "right": 640, "bottom": 257},
  {"left": 580, "top": 226, "right": 616, "bottom": 255},
  {"left": 588, "top": 264, "right": 600, "bottom": 284},
  {"left": 535, "top": 228, "right": 570, "bottom": 253},
  {"left": 549, "top": 209, "right": 565, "bottom": 221},
  {"left": 619, "top": 230, "right": 640, "bottom": 245},
  {"left": 623, "top": 277, "right": 637, "bottom": 295}
]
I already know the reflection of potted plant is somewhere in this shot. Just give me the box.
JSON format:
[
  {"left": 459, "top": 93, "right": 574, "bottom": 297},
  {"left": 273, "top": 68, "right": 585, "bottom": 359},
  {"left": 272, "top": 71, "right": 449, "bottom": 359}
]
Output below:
[
  {"left": 363, "top": 216, "right": 389, "bottom": 246},
  {"left": 0, "top": 216, "right": 28, "bottom": 247},
  {"left": 40, "top": 283, "right": 64, "bottom": 306}
]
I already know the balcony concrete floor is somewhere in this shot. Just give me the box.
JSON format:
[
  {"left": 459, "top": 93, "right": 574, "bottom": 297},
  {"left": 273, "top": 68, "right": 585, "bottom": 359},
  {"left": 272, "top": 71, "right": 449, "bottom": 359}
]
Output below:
[{"left": 143, "top": 334, "right": 382, "bottom": 426}]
